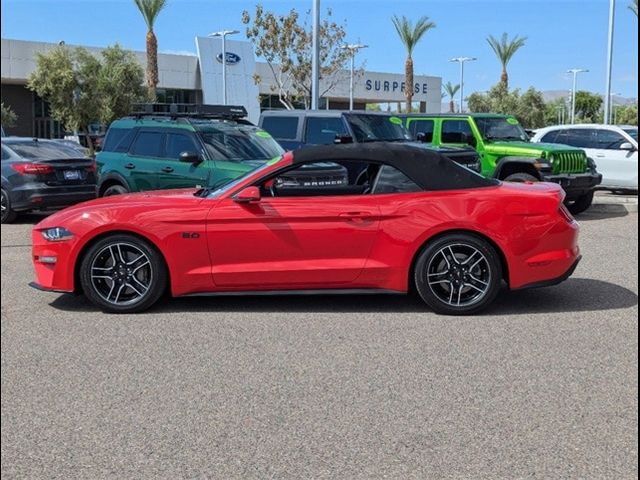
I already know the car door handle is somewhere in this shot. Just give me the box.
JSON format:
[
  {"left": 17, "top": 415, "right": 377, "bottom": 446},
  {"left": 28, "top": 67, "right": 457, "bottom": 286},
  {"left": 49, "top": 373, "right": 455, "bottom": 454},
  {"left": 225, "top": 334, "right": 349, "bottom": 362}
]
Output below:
[
  {"left": 124, "top": 163, "right": 135, "bottom": 169},
  {"left": 339, "top": 211, "right": 374, "bottom": 220},
  {"left": 595, "top": 154, "right": 605, "bottom": 157},
  {"left": 161, "top": 166, "right": 174, "bottom": 173}
]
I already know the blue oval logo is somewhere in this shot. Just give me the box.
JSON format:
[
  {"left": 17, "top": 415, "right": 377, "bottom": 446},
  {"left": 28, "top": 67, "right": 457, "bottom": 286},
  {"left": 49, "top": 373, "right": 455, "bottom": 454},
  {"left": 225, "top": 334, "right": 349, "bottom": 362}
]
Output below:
[{"left": 216, "top": 52, "right": 241, "bottom": 65}]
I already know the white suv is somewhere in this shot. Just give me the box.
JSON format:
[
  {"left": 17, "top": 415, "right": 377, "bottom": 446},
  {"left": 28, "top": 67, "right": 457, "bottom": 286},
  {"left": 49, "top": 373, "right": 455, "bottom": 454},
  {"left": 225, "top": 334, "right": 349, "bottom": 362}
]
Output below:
[{"left": 531, "top": 124, "right": 637, "bottom": 191}]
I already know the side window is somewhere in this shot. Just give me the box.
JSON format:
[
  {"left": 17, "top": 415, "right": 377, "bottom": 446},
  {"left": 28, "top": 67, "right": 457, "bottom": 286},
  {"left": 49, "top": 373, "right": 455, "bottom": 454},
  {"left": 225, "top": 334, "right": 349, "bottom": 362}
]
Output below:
[
  {"left": 594, "top": 130, "right": 626, "bottom": 150},
  {"left": 408, "top": 119, "right": 434, "bottom": 141},
  {"left": 1, "top": 146, "right": 11, "bottom": 161},
  {"left": 261, "top": 116, "right": 299, "bottom": 140},
  {"left": 373, "top": 165, "right": 422, "bottom": 194},
  {"left": 441, "top": 120, "right": 473, "bottom": 144},
  {"left": 540, "top": 130, "right": 560, "bottom": 143},
  {"left": 129, "top": 131, "right": 164, "bottom": 157},
  {"left": 102, "top": 128, "right": 136, "bottom": 153},
  {"left": 304, "top": 117, "right": 347, "bottom": 145},
  {"left": 165, "top": 133, "right": 199, "bottom": 160},
  {"left": 564, "top": 129, "right": 596, "bottom": 148}
]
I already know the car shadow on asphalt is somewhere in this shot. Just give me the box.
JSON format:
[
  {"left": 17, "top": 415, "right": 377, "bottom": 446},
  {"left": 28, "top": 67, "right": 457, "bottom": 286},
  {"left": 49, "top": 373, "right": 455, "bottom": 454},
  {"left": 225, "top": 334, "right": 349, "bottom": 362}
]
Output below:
[
  {"left": 576, "top": 207, "right": 630, "bottom": 221},
  {"left": 49, "top": 277, "right": 637, "bottom": 316}
]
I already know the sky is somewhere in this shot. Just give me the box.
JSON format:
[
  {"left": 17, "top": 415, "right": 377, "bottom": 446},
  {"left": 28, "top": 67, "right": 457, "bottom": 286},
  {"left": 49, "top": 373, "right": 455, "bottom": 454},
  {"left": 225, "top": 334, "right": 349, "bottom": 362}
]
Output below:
[{"left": 1, "top": 0, "right": 638, "bottom": 99}]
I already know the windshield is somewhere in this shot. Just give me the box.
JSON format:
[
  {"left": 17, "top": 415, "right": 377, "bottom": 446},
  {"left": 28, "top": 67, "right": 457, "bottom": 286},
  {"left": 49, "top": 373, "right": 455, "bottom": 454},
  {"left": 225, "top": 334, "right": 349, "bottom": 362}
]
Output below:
[
  {"left": 475, "top": 117, "right": 529, "bottom": 142},
  {"left": 203, "top": 158, "right": 278, "bottom": 198},
  {"left": 623, "top": 128, "right": 638, "bottom": 141},
  {"left": 195, "top": 121, "right": 284, "bottom": 162},
  {"left": 5, "top": 141, "right": 87, "bottom": 159},
  {"left": 345, "top": 114, "right": 412, "bottom": 143}
]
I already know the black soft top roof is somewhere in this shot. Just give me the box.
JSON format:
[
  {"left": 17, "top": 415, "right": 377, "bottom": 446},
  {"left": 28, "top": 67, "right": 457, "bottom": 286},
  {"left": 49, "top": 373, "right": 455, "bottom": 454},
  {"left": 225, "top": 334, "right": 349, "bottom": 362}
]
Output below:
[{"left": 291, "top": 142, "right": 498, "bottom": 191}]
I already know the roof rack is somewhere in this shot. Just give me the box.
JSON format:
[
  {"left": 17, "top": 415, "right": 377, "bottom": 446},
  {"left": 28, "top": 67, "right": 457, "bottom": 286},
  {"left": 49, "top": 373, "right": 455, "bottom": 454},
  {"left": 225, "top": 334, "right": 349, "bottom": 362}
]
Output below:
[{"left": 130, "top": 103, "right": 248, "bottom": 119}]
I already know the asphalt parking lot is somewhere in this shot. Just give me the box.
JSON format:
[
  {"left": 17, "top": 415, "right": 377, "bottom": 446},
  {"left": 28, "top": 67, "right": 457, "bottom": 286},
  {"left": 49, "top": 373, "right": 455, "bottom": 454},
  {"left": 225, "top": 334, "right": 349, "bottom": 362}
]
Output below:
[{"left": 1, "top": 210, "right": 638, "bottom": 479}]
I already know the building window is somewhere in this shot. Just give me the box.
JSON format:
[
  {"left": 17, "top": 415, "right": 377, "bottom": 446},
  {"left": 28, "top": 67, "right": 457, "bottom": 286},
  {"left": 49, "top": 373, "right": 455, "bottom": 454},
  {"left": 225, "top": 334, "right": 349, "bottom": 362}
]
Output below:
[{"left": 156, "top": 89, "right": 200, "bottom": 104}]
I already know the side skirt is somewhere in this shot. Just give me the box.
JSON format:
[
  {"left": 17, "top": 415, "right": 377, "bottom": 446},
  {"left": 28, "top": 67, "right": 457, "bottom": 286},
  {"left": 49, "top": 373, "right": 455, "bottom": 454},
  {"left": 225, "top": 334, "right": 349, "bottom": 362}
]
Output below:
[{"left": 181, "top": 288, "right": 405, "bottom": 298}]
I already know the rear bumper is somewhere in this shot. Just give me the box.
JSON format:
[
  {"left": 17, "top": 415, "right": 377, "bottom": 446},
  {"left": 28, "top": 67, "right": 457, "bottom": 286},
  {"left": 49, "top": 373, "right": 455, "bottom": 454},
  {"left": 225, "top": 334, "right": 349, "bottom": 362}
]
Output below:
[
  {"left": 514, "top": 255, "right": 581, "bottom": 290},
  {"left": 10, "top": 184, "right": 96, "bottom": 211},
  {"left": 542, "top": 172, "right": 602, "bottom": 199}
]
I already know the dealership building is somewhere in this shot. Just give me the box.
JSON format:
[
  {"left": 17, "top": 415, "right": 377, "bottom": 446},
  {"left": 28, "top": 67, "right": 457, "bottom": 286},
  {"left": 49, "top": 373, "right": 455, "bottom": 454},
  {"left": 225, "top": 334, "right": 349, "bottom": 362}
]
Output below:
[{"left": 1, "top": 37, "right": 442, "bottom": 137}]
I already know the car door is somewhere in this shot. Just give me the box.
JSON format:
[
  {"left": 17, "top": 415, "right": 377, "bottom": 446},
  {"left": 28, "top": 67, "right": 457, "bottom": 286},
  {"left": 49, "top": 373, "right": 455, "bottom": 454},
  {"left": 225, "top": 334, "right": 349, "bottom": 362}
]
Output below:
[
  {"left": 157, "top": 130, "right": 210, "bottom": 189},
  {"left": 206, "top": 161, "right": 381, "bottom": 289},
  {"left": 593, "top": 129, "right": 638, "bottom": 188},
  {"left": 126, "top": 129, "right": 165, "bottom": 191}
]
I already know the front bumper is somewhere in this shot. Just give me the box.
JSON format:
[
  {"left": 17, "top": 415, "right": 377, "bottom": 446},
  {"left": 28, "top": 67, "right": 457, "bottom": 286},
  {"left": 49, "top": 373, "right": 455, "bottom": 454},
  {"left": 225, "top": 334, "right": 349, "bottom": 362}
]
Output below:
[
  {"left": 542, "top": 171, "right": 602, "bottom": 200},
  {"left": 11, "top": 184, "right": 96, "bottom": 212}
]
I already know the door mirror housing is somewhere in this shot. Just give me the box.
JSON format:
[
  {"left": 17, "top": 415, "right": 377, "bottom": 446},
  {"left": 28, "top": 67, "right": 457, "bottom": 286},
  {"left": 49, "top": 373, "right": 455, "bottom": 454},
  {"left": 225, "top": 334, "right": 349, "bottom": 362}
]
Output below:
[
  {"left": 233, "top": 186, "right": 261, "bottom": 203},
  {"left": 334, "top": 134, "right": 353, "bottom": 144},
  {"left": 179, "top": 151, "right": 202, "bottom": 164},
  {"left": 619, "top": 142, "right": 636, "bottom": 151},
  {"left": 416, "top": 132, "right": 427, "bottom": 142}
]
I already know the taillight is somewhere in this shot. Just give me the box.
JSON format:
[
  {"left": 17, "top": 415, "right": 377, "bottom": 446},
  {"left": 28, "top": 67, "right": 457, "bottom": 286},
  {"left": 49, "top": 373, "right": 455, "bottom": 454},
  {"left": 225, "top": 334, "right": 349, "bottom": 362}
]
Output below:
[
  {"left": 86, "top": 161, "right": 96, "bottom": 173},
  {"left": 558, "top": 204, "right": 575, "bottom": 223},
  {"left": 11, "top": 163, "right": 54, "bottom": 175}
]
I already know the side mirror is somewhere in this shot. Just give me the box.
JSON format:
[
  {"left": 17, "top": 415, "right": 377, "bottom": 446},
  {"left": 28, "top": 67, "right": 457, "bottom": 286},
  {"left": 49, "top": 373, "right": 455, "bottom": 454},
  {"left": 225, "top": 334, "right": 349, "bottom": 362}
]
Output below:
[
  {"left": 233, "top": 186, "right": 261, "bottom": 203},
  {"left": 466, "top": 135, "right": 477, "bottom": 148},
  {"left": 416, "top": 132, "right": 426, "bottom": 142},
  {"left": 619, "top": 142, "right": 636, "bottom": 151},
  {"left": 334, "top": 134, "right": 353, "bottom": 144},
  {"left": 179, "top": 151, "right": 202, "bottom": 164}
]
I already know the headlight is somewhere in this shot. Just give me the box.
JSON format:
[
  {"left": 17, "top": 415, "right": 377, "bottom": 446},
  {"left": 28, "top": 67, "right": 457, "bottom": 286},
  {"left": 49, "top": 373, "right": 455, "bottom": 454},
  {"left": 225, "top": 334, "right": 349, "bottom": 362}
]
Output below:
[{"left": 41, "top": 227, "right": 74, "bottom": 242}]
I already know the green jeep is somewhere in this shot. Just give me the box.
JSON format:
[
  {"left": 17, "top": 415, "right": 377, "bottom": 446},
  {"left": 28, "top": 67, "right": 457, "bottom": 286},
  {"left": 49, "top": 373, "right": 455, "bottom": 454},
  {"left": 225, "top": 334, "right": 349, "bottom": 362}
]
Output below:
[
  {"left": 403, "top": 113, "right": 602, "bottom": 214},
  {"left": 96, "top": 105, "right": 283, "bottom": 197}
]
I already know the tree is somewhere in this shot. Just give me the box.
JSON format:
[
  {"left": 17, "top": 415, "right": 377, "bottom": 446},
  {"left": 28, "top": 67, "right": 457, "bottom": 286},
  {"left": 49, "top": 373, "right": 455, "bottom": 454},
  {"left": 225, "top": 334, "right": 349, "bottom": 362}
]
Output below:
[
  {"left": 1, "top": 102, "right": 17, "bottom": 127},
  {"left": 242, "top": 4, "right": 355, "bottom": 109},
  {"left": 574, "top": 91, "right": 603, "bottom": 122},
  {"left": 443, "top": 81, "right": 460, "bottom": 113},
  {"left": 28, "top": 44, "right": 145, "bottom": 153},
  {"left": 486, "top": 33, "right": 527, "bottom": 89},
  {"left": 467, "top": 82, "right": 546, "bottom": 128},
  {"left": 614, "top": 104, "right": 638, "bottom": 125},
  {"left": 391, "top": 15, "right": 435, "bottom": 113},
  {"left": 134, "top": 0, "right": 167, "bottom": 101},
  {"left": 630, "top": 0, "right": 638, "bottom": 16}
]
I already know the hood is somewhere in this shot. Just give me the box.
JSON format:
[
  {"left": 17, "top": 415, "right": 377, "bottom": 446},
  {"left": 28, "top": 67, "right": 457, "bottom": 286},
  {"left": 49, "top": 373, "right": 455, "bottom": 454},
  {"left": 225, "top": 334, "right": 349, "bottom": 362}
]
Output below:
[
  {"left": 36, "top": 188, "right": 201, "bottom": 228},
  {"left": 484, "top": 141, "right": 584, "bottom": 155}
]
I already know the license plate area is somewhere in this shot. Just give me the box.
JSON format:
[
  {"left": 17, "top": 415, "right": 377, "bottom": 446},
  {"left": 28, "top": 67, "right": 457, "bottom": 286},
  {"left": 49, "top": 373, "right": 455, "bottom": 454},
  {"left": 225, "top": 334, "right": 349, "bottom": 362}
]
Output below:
[{"left": 63, "top": 170, "right": 81, "bottom": 180}]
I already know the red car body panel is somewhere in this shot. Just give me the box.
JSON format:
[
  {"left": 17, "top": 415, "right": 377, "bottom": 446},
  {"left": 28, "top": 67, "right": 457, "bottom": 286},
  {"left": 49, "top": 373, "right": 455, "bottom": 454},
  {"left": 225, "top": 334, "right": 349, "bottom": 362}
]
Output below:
[{"left": 32, "top": 153, "right": 579, "bottom": 298}]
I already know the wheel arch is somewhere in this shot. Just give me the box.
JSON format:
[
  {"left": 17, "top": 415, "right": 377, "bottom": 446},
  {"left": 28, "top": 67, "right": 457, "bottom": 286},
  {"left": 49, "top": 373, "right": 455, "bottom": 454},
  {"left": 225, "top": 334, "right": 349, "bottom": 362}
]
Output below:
[
  {"left": 97, "top": 173, "right": 129, "bottom": 197},
  {"left": 408, "top": 228, "right": 510, "bottom": 292},
  {"left": 493, "top": 157, "right": 542, "bottom": 180},
  {"left": 73, "top": 229, "right": 172, "bottom": 295}
]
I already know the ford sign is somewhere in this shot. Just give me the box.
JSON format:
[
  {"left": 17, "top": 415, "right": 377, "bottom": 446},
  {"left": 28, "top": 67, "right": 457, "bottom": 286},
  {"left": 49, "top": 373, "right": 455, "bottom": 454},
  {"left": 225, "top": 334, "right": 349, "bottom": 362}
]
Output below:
[{"left": 216, "top": 52, "right": 241, "bottom": 65}]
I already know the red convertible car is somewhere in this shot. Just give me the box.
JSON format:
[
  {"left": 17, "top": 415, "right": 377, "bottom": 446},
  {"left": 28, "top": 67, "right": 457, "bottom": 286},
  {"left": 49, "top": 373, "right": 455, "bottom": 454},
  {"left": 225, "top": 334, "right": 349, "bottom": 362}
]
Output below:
[{"left": 30, "top": 143, "right": 581, "bottom": 315}]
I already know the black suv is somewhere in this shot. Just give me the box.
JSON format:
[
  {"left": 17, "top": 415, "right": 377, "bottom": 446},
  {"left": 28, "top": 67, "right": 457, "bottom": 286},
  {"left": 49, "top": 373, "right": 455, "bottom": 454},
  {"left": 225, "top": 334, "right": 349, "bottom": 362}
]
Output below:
[{"left": 258, "top": 110, "right": 481, "bottom": 172}]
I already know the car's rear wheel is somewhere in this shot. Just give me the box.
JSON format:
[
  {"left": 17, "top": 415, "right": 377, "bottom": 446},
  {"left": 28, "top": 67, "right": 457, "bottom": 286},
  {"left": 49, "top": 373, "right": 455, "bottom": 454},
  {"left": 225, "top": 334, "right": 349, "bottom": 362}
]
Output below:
[
  {"left": 503, "top": 172, "right": 538, "bottom": 183},
  {"left": 414, "top": 233, "right": 502, "bottom": 315},
  {"left": 566, "top": 190, "right": 594, "bottom": 215},
  {"left": 79, "top": 234, "right": 167, "bottom": 313},
  {"left": 1, "top": 189, "right": 17, "bottom": 224},
  {"left": 102, "top": 184, "right": 128, "bottom": 197}
]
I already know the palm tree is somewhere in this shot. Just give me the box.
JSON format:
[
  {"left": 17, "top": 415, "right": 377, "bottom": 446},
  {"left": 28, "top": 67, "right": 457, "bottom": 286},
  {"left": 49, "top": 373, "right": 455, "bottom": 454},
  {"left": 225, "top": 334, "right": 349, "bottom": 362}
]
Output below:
[
  {"left": 391, "top": 15, "right": 436, "bottom": 113},
  {"left": 630, "top": 0, "right": 638, "bottom": 16},
  {"left": 134, "top": 0, "right": 167, "bottom": 101},
  {"left": 444, "top": 81, "right": 460, "bottom": 113},
  {"left": 486, "top": 33, "right": 527, "bottom": 89}
]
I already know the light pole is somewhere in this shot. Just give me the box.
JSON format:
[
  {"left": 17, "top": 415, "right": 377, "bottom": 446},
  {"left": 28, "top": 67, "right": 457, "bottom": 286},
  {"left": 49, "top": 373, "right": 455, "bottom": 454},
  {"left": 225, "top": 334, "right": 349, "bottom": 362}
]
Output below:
[
  {"left": 567, "top": 68, "right": 588, "bottom": 124},
  {"left": 311, "top": 0, "right": 320, "bottom": 110},
  {"left": 341, "top": 43, "right": 368, "bottom": 110},
  {"left": 449, "top": 57, "right": 476, "bottom": 113},
  {"left": 208, "top": 30, "right": 239, "bottom": 105},
  {"left": 603, "top": 0, "right": 616, "bottom": 124},
  {"left": 609, "top": 92, "right": 621, "bottom": 124}
]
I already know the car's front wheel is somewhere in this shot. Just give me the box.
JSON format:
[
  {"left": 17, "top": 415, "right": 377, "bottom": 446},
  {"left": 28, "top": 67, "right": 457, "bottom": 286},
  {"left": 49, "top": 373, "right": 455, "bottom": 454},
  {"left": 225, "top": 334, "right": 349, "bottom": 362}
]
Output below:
[
  {"left": 79, "top": 234, "right": 167, "bottom": 313},
  {"left": 503, "top": 172, "right": 538, "bottom": 183},
  {"left": 1, "top": 189, "right": 17, "bottom": 224},
  {"left": 102, "top": 184, "right": 129, "bottom": 197},
  {"left": 414, "top": 233, "right": 503, "bottom": 315},
  {"left": 566, "top": 191, "right": 594, "bottom": 215}
]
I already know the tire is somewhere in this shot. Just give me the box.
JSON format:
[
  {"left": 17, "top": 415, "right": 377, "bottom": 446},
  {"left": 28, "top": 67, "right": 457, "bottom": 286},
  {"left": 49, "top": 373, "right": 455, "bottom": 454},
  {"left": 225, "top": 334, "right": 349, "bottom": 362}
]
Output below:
[
  {"left": 566, "top": 190, "right": 594, "bottom": 215},
  {"left": 1, "top": 189, "right": 17, "bottom": 224},
  {"left": 79, "top": 234, "right": 168, "bottom": 313},
  {"left": 503, "top": 172, "right": 539, "bottom": 183},
  {"left": 414, "top": 233, "right": 503, "bottom": 315},
  {"left": 102, "top": 183, "right": 128, "bottom": 197}
]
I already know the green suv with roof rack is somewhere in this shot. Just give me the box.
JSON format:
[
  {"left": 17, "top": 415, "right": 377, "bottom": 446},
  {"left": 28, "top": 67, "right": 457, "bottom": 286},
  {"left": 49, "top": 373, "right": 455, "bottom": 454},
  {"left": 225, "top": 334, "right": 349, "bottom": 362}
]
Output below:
[
  {"left": 402, "top": 113, "right": 602, "bottom": 214},
  {"left": 95, "top": 104, "right": 282, "bottom": 197}
]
